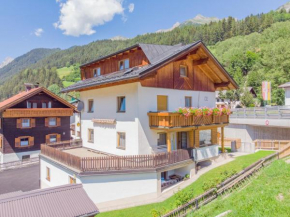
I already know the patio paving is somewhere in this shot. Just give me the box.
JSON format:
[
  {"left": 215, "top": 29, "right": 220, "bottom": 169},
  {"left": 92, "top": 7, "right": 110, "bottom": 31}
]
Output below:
[{"left": 63, "top": 147, "right": 109, "bottom": 158}]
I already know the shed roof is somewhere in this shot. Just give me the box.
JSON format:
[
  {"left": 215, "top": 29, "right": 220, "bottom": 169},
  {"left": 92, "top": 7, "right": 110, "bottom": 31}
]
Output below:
[
  {"left": 279, "top": 82, "right": 290, "bottom": 88},
  {"left": 0, "top": 184, "right": 99, "bottom": 217}
]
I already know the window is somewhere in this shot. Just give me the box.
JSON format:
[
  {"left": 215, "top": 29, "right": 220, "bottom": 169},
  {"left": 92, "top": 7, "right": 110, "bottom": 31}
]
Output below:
[
  {"left": 45, "top": 117, "right": 60, "bottom": 127},
  {"left": 117, "top": 96, "right": 126, "bottom": 112},
  {"left": 49, "top": 135, "right": 57, "bottom": 143},
  {"left": 49, "top": 117, "right": 57, "bottom": 126},
  {"left": 20, "top": 138, "right": 29, "bottom": 146},
  {"left": 161, "top": 171, "right": 168, "bottom": 181},
  {"left": 88, "top": 99, "right": 94, "bottom": 113},
  {"left": 27, "top": 101, "right": 37, "bottom": 108},
  {"left": 180, "top": 65, "right": 188, "bottom": 77},
  {"left": 22, "top": 155, "right": 30, "bottom": 161},
  {"left": 199, "top": 130, "right": 212, "bottom": 147},
  {"left": 45, "top": 134, "right": 61, "bottom": 144},
  {"left": 42, "top": 101, "right": 52, "bottom": 108},
  {"left": 88, "top": 129, "right": 94, "bottom": 143},
  {"left": 185, "top": 97, "right": 192, "bottom": 107},
  {"left": 93, "top": 67, "right": 101, "bottom": 77},
  {"left": 46, "top": 167, "right": 50, "bottom": 181},
  {"left": 119, "top": 59, "right": 129, "bottom": 70},
  {"left": 117, "top": 132, "right": 126, "bottom": 149},
  {"left": 15, "top": 136, "right": 34, "bottom": 148},
  {"left": 69, "top": 176, "right": 76, "bottom": 184},
  {"left": 21, "top": 119, "right": 31, "bottom": 128},
  {"left": 157, "top": 95, "right": 168, "bottom": 111},
  {"left": 158, "top": 133, "right": 167, "bottom": 146}
]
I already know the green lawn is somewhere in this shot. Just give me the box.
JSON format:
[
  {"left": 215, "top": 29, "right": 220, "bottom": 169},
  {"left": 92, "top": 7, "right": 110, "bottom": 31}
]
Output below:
[
  {"left": 57, "top": 66, "right": 74, "bottom": 79},
  {"left": 63, "top": 81, "right": 75, "bottom": 88},
  {"left": 189, "top": 159, "right": 290, "bottom": 217},
  {"left": 98, "top": 151, "right": 275, "bottom": 217}
]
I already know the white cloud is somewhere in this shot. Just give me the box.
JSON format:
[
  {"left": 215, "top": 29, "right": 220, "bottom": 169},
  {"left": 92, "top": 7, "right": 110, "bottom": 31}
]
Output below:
[
  {"left": 34, "top": 28, "right": 44, "bottom": 37},
  {"left": 128, "top": 3, "right": 134, "bottom": 13},
  {"left": 54, "top": 0, "right": 124, "bottom": 37}
]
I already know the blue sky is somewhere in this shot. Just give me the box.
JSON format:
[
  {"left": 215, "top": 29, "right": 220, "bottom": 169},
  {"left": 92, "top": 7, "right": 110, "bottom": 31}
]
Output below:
[{"left": 0, "top": 0, "right": 288, "bottom": 63}]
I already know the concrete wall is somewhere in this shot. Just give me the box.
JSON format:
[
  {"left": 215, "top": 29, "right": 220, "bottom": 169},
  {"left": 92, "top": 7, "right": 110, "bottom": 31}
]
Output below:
[
  {"left": 193, "top": 145, "right": 219, "bottom": 162},
  {"left": 225, "top": 124, "right": 290, "bottom": 143},
  {"left": 0, "top": 150, "right": 40, "bottom": 164}
]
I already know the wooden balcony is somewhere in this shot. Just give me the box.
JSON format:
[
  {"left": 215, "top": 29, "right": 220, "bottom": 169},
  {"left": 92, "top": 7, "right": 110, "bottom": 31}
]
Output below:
[
  {"left": 148, "top": 112, "right": 229, "bottom": 129},
  {"left": 41, "top": 143, "right": 193, "bottom": 172},
  {"left": 2, "top": 108, "right": 74, "bottom": 118}
]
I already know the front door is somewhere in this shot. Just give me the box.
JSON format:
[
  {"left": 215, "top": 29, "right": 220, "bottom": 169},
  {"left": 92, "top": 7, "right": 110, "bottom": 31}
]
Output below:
[{"left": 178, "top": 132, "right": 188, "bottom": 149}]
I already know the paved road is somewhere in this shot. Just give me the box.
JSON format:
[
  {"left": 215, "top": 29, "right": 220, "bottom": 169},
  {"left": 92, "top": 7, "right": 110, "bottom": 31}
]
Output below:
[{"left": 0, "top": 164, "right": 40, "bottom": 195}]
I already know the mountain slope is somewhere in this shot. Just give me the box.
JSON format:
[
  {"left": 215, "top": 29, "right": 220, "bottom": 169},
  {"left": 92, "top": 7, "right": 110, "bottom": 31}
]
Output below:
[
  {"left": 277, "top": 1, "right": 290, "bottom": 12},
  {"left": 181, "top": 14, "right": 220, "bottom": 26},
  {"left": 0, "top": 48, "right": 60, "bottom": 84}
]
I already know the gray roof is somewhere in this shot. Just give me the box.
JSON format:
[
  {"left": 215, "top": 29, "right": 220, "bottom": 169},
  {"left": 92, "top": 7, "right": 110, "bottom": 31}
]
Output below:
[
  {"left": 279, "top": 82, "right": 290, "bottom": 88},
  {"left": 62, "top": 42, "right": 200, "bottom": 92},
  {"left": 0, "top": 184, "right": 99, "bottom": 217}
]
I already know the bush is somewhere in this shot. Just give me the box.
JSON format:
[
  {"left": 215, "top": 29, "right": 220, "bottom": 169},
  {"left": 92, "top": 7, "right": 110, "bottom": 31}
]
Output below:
[{"left": 174, "top": 188, "right": 195, "bottom": 207}]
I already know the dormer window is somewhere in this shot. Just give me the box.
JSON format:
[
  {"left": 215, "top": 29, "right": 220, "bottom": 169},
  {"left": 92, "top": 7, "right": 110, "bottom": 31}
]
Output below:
[
  {"left": 119, "top": 59, "right": 129, "bottom": 70},
  {"left": 180, "top": 65, "right": 188, "bottom": 77},
  {"left": 93, "top": 67, "right": 101, "bottom": 77}
]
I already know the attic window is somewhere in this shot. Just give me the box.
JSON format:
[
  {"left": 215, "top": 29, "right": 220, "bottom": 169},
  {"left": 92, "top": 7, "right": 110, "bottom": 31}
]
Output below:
[
  {"left": 119, "top": 59, "right": 129, "bottom": 70},
  {"left": 180, "top": 65, "right": 188, "bottom": 77},
  {"left": 93, "top": 67, "right": 101, "bottom": 77}
]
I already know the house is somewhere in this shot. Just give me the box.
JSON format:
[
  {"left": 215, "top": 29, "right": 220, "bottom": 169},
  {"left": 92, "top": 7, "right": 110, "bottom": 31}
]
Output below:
[
  {"left": 216, "top": 87, "right": 257, "bottom": 108},
  {"left": 40, "top": 41, "right": 238, "bottom": 208},
  {"left": 0, "top": 184, "right": 99, "bottom": 217},
  {"left": 0, "top": 84, "right": 76, "bottom": 163},
  {"left": 279, "top": 82, "right": 290, "bottom": 105}
]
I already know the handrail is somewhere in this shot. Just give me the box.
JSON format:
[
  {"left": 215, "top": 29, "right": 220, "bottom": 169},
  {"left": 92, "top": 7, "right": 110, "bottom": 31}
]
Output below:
[{"left": 231, "top": 106, "right": 290, "bottom": 119}]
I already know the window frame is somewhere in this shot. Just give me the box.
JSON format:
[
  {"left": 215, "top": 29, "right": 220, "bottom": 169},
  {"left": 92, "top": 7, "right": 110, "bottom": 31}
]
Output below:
[
  {"left": 88, "top": 99, "right": 94, "bottom": 113},
  {"left": 21, "top": 118, "right": 31, "bottom": 128},
  {"left": 41, "top": 101, "right": 52, "bottom": 108},
  {"left": 117, "top": 96, "right": 126, "bottom": 113},
  {"left": 27, "top": 101, "right": 38, "bottom": 108},
  {"left": 180, "top": 65, "right": 188, "bottom": 77},
  {"left": 157, "top": 133, "right": 167, "bottom": 147},
  {"left": 118, "top": 59, "right": 130, "bottom": 70},
  {"left": 49, "top": 134, "right": 58, "bottom": 143},
  {"left": 185, "top": 96, "right": 192, "bottom": 107},
  {"left": 15, "top": 136, "right": 34, "bottom": 148},
  {"left": 93, "top": 67, "right": 101, "bottom": 77},
  {"left": 88, "top": 128, "right": 94, "bottom": 143},
  {"left": 117, "top": 132, "right": 126, "bottom": 150},
  {"left": 48, "top": 117, "right": 57, "bottom": 127}
]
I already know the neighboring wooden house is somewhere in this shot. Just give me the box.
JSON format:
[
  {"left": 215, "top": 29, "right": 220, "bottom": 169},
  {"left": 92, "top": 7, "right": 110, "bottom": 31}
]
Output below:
[
  {"left": 40, "top": 42, "right": 238, "bottom": 208},
  {"left": 0, "top": 84, "right": 76, "bottom": 163}
]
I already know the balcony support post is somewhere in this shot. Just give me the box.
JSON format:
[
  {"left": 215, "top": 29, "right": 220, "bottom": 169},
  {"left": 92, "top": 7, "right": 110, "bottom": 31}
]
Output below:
[
  {"left": 211, "top": 128, "right": 218, "bottom": 144},
  {"left": 167, "top": 132, "right": 171, "bottom": 152},
  {"left": 189, "top": 130, "right": 194, "bottom": 148},
  {"left": 221, "top": 126, "right": 225, "bottom": 153},
  {"left": 194, "top": 129, "right": 199, "bottom": 148}
]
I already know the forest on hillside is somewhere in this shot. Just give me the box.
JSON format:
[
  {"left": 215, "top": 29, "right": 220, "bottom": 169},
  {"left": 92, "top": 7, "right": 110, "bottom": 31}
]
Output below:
[{"left": 0, "top": 10, "right": 290, "bottom": 103}]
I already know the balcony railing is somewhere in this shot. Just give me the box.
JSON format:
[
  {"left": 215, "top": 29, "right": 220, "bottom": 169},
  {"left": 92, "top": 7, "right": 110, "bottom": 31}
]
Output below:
[
  {"left": 2, "top": 108, "right": 74, "bottom": 118},
  {"left": 41, "top": 143, "right": 194, "bottom": 172},
  {"left": 148, "top": 113, "right": 229, "bottom": 128}
]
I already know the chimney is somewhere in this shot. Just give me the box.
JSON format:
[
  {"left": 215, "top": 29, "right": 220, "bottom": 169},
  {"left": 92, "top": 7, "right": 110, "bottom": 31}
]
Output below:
[
  {"left": 34, "top": 82, "right": 40, "bottom": 88},
  {"left": 24, "top": 83, "right": 33, "bottom": 92}
]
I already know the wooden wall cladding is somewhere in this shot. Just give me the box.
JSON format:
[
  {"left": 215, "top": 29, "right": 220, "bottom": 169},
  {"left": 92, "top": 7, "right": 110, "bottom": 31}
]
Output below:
[
  {"left": 81, "top": 49, "right": 149, "bottom": 80},
  {"left": 140, "top": 54, "right": 215, "bottom": 92}
]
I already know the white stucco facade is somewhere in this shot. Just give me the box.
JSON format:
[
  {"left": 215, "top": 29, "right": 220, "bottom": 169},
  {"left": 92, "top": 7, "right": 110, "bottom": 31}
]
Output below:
[
  {"left": 0, "top": 150, "right": 40, "bottom": 164},
  {"left": 284, "top": 87, "right": 290, "bottom": 106},
  {"left": 79, "top": 83, "right": 215, "bottom": 155}
]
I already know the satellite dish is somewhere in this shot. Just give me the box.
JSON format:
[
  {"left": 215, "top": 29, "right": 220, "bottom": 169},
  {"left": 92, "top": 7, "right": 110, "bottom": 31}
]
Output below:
[{"left": 77, "top": 101, "right": 84, "bottom": 112}]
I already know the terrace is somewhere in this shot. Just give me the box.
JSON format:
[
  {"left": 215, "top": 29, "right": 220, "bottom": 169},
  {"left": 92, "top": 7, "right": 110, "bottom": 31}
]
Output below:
[{"left": 40, "top": 141, "right": 194, "bottom": 173}]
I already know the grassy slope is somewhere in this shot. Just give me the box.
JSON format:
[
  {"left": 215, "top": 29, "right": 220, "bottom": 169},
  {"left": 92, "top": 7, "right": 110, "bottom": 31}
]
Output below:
[
  {"left": 190, "top": 159, "right": 290, "bottom": 217},
  {"left": 98, "top": 151, "right": 274, "bottom": 217},
  {"left": 57, "top": 66, "right": 74, "bottom": 79}
]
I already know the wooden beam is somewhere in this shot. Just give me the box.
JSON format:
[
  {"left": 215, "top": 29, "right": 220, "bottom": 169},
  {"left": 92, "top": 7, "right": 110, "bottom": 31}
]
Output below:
[
  {"left": 192, "top": 58, "right": 209, "bottom": 66},
  {"left": 214, "top": 82, "right": 230, "bottom": 88},
  {"left": 189, "top": 130, "right": 194, "bottom": 148},
  {"left": 194, "top": 130, "right": 199, "bottom": 148},
  {"left": 221, "top": 127, "right": 225, "bottom": 153}
]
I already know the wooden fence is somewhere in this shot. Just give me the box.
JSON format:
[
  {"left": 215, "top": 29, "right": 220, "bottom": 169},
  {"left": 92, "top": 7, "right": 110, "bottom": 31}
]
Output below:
[
  {"left": 162, "top": 151, "right": 285, "bottom": 217},
  {"left": 41, "top": 144, "right": 193, "bottom": 172},
  {"left": 254, "top": 140, "right": 290, "bottom": 150}
]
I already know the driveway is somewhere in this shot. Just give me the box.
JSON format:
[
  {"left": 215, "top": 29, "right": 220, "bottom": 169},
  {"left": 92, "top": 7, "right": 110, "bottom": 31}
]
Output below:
[{"left": 0, "top": 164, "right": 40, "bottom": 195}]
